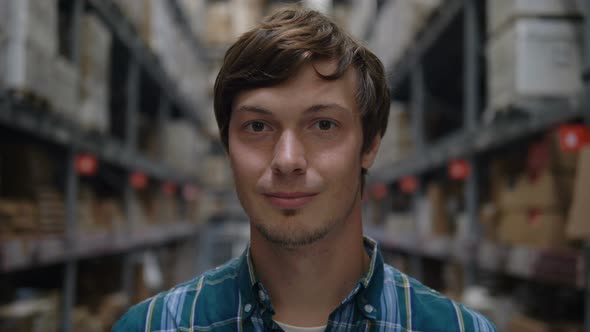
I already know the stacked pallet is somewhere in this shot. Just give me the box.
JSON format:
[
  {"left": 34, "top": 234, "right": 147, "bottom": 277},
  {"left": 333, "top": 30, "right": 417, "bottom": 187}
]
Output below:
[
  {"left": 0, "top": 200, "right": 37, "bottom": 235},
  {"left": 78, "top": 13, "right": 112, "bottom": 134},
  {"left": 0, "top": 0, "right": 57, "bottom": 100},
  {"left": 484, "top": 130, "right": 581, "bottom": 249},
  {"left": 0, "top": 292, "right": 60, "bottom": 332},
  {"left": 36, "top": 186, "right": 65, "bottom": 234},
  {"left": 486, "top": 0, "right": 584, "bottom": 115},
  {"left": 369, "top": 0, "right": 442, "bottom": 71},
  {"left": 372, "top": 102, "right": 415, "bottom": 171},
  {"left": 0, "top": 145, "right": 64, "bottom": 236}
]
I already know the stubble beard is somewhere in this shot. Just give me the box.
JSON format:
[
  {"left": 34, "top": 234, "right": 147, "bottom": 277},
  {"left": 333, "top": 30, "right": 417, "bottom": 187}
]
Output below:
[
  {"left": 253, "top": 212, "right": 333, "bottom": 248},
  {"left": 251, "top": 186, "right": 360, "bottom": 249}
]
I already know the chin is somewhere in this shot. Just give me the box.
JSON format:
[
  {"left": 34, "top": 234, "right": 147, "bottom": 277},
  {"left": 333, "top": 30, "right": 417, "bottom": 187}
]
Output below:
[{"left": 252, "top": 217, "right": 332, "bottom": 248}]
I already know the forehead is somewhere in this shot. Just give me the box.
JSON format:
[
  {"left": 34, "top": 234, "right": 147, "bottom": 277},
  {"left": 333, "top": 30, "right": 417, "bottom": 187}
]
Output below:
[{"left": 232, "top": 60, "right": 358, "bottom": 113}]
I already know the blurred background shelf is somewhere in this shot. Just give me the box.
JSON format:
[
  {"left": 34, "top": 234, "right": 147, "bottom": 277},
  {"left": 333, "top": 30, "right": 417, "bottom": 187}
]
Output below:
[
  {"left": 0, "top": 222, "right": 202, "bottom": 273},
  {"left": 1, "top": 0, "right": 590, "bottom": 331},
  {"left": 0, "top": 93, "right": 198, "bottom": 184},
  {"left": 367, "top": 227, "right": 585, "bottom": 289},
  {"left": 371, "top": 100, "right": 584, "bottom": 183}
]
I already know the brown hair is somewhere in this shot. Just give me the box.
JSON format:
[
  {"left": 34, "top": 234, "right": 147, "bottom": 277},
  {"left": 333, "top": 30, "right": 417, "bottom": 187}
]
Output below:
[{"left": 214, "top": 6, "right": 390, "bottom": 155}]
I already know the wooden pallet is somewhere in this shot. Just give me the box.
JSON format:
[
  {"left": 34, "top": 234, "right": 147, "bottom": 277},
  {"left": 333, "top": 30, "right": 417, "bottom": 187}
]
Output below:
[
  {"left": 35, "top": 186, "right": 65, "bottom": 234},
  {"left": 6, "top": 87, "right": 51, "bottom": 110}
]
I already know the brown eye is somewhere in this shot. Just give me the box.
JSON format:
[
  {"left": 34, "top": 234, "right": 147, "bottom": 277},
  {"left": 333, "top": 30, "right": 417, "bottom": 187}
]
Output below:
[
  {"left": 317, "top": 120, "right": 335, "bottom": 130},
  {"left": 249, "top": 121, "right": 266, "bottom": 132}
]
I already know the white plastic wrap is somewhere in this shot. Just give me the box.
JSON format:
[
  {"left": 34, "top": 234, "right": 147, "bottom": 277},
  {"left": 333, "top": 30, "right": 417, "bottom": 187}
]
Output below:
[{"left": 487, "top": 18, "right": 583, "bottom": 111}]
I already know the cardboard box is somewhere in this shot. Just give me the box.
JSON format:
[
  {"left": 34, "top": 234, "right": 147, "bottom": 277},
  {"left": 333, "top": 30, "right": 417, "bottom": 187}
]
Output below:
[
  {"left": 0, "top": 38, "right": 52, "bottom": 100},
  {"left": 487, "top": 18, "right": 583, "bottom": 112},
  {"left": 372, "top": 103, "right": 414, "bottom": 170},
  {"left": 0, "top": 144, "right": 56, "bottom": 198},
  {"left": 527, "top": 132, "right": 579, "bottom": 174},
  {"left": 78, "top": 78, "right": 109, "bottom": 134},
  {"left": 0, "top": 200, "right": 38, "bottom": 234},
  {"left": 48, "top": 56, "right": 79, "bottom": 119},
  {"left": 177, "top": 0, "right": 207, "bottom": 38},
  {"left": 488, "top": 0, "right": 584, "bottom": 35},
  {"left": 499, "top": 170, "right": 574, "bottom": 213},
  {"left": 479, "top": 203, "right": 500, "bottom": 242},
  {"left": 427, "top": 183, "right": 452, "bottom": 235},
  {"left": 507, "top": 313, "right": 583, "bottom": 332},
  {"left": 113, "top": 0, "right": 151, "bottom": 44},
  {"left": 499, "top": 212, "right": 567, "bottom": 248},
  {"left": 162, "top": 120, "right": 208, "bottom": 178},
  {"left": 551, "top": 131, "right": 580, "bottom": 172},
  {"left": 566, "top": 147, "right": 590, "bottom": 240},
  {"left": 508, "top": 313, "right": 551, "bottom": 332},
  {"left": 73, "top": 307, "right": 103, "bottom": 332},
  {"left": 97, "top": 293, "right": 129, "bottom": 329},
  {"left": 0, "top": 1, "right": 57, "bottom": 100},
  {"left": 0, "top": 0, "right": 58, "bottom": 55},
  {"left": 231, "top": 0, "right": 264, "bottom": 37},
  {"left": 205, "top": 2, "right": 234, "bottom": 44},
  {"left": 369, "top": 0, "right": 442, "bottom": 69},
  {"left": 0, "top": 293, "right": 60, "bottom": 332},
  {"left": 80, "top": 13, "right": 112, "bottom": 83}
]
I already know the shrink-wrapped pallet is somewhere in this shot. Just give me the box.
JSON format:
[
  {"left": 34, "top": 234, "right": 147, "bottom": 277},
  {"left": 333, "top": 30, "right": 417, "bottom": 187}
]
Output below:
[{"left": 0, "top": 0, "right": 57, "bottom": 100}]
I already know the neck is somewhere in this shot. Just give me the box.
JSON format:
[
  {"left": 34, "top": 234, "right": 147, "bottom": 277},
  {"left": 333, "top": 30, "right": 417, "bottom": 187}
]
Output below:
[{"left": 249, "top": 200, "right": 369, "bottom": 327}]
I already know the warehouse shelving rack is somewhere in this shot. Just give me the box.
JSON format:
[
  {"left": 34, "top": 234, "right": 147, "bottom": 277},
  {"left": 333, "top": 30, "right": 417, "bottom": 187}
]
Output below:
[
  {"left": 367, "top": 0, "right": 590, "bottom": 329},
  {"left": 0, "top": 1, "right": 210, "bottom": 331}
]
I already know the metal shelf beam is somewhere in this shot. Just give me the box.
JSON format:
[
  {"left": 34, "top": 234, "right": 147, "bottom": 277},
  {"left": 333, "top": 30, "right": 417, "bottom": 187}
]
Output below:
[
  {"left": 583, "top": 1, "right": 590, "bottom": 330},
  {"left": 86, "top": 0, "right": 204, "bottom": 133},
  {"left": 0, "top": 96, "right": 198, "bottom": 185},
  {"left": 370, "top": 102, "right": 584, "bottom": 183},
  {"left": 0, "top": 223, "right": 202, "bottom": 273},
  {"left": 366, "top": 227, "right": 585, "bottom": 289},
  {"left": 388, "top": 0, "right": 463, "bottom": 93},
  {"left": 462, "top": 0, "right": 481, "bottom": 288}
]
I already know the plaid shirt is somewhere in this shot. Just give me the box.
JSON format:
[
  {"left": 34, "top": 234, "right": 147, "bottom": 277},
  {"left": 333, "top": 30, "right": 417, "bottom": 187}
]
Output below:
[{"left": 113, "top": 237, "right": 496, "bottom": 331}]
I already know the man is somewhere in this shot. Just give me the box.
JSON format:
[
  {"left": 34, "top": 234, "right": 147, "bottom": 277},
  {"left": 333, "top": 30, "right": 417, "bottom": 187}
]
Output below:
[{"left": 114, "top": 6, "right": 496, "bottom": 332}]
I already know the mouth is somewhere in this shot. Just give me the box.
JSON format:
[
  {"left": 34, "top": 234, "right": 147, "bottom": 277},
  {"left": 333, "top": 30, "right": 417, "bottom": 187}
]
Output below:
[{"left": 263, "top": 192, "right": 318, "bottom": 210}]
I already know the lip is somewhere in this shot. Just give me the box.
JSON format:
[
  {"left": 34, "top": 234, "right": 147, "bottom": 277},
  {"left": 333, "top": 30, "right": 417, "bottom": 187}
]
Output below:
[{"left": 264, "top": 192, "right": 318, "bottom": 209}]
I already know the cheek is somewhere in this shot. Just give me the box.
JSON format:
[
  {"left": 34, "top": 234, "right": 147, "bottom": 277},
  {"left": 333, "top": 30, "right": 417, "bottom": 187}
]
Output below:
[
  {"left": 309, "top": 138, "right": 363, "bottom": 179},
  {"left": 229, "top": 141, "right": 270, "bottom": 181}
]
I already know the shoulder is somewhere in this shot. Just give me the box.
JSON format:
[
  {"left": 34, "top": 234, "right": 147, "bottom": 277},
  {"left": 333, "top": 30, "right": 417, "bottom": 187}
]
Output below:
[
  {"left": 113, "top": 258, "right": 243, "bottom": 332},
  {"left": 381, "top": 264, "right": 497, "bottom": 332}
]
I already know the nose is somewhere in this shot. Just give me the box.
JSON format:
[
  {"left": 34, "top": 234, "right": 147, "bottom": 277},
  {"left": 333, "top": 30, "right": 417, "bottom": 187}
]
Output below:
[{"left": 270, "top": 131, "right": 307, "bottom": 175}]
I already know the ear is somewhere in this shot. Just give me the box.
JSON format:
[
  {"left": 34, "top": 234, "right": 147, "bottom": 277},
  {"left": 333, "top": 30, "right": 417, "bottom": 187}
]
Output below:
[{"left": 361, "top": 134, "right": 382, "bottom": 169}]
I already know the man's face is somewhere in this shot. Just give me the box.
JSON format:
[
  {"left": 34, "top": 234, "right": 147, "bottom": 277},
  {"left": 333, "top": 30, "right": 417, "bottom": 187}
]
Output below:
[{"left": 228, "top": 60, "right": 380, "bottom": 248}]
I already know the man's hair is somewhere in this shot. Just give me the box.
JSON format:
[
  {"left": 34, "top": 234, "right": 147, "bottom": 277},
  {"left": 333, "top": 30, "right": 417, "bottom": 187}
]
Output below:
[{"left": 214, "top": 6, "right": 390, "bottom": 188}]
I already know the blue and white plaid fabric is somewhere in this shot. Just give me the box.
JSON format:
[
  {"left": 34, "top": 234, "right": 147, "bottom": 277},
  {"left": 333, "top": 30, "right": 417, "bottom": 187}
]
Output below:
[{"left": 113, "top": 237, "right": 496, "bottom": 331}]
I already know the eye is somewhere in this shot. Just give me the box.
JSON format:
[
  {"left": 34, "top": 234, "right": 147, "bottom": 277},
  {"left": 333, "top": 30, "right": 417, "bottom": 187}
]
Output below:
[
  {"left": 316, "top": 120, "right": 336, "bottom": 130},
  {"left": 246, "top": 121, "right": 267, "bottom": 132}
]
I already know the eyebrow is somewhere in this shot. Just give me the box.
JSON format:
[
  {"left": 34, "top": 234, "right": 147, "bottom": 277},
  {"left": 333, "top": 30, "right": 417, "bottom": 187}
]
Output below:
[
  {"left": 234, "top": 105, "right": 273, "bottom": 115},
  {"left": 305, "top": 103, "right": 350, "bottom": 113},
  {"left": 234, "top": 103, "right": 350, "bottom": 115}
]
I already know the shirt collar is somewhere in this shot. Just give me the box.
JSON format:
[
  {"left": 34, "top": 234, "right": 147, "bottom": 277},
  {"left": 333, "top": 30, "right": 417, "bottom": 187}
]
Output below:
[
  {"left": 237, "top": 244, "right": 259, "bottom": 319},
  {"left": 237, "top": 236, "right": 385, "bottom": 320},
  {"left": 354, "top": 236, "right": 384, "bottom": 320}
]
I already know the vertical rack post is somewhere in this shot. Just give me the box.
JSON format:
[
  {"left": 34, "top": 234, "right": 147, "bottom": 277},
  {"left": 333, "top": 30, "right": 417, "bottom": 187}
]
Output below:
[
  {"left": 462, "top": 0, "right": 481, "bottom": 287},
  {"left": 125, "top": 61, "right": 140, "bottom": 154},
  {"left": 411, "top": 65, "right": 426, "bottom": 153},
  {"left": 583, "top": 1, "right": 590, "bottom": 331},
  {"left": 157, "top": 96, "right": 170, "bottom": 167},
  {"left": 61, "top": 1, "right": 84, "bottom": 330},
  {"left": 156, "top": 96, "right": 171, "bottom": 223},
  {"left": 122, "top": 60, "right": 140, "bottom": 302},
  {"left": 62, "top": 150, "right": 79, "bottom": 332},
  {"left": 410, "top": 64, "right": 426, "bottom": 281}
]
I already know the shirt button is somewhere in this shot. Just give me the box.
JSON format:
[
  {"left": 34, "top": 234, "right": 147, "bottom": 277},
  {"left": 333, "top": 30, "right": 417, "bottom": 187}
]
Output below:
[
  {"left": 364, "top": 304, "right": 374, "bottom": 313},
  {"left": 258, "top": 290, "right": 266, "bottom": 301},
  {"left": 244, "top": 304, "right": 252, "bottom": 313}
]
